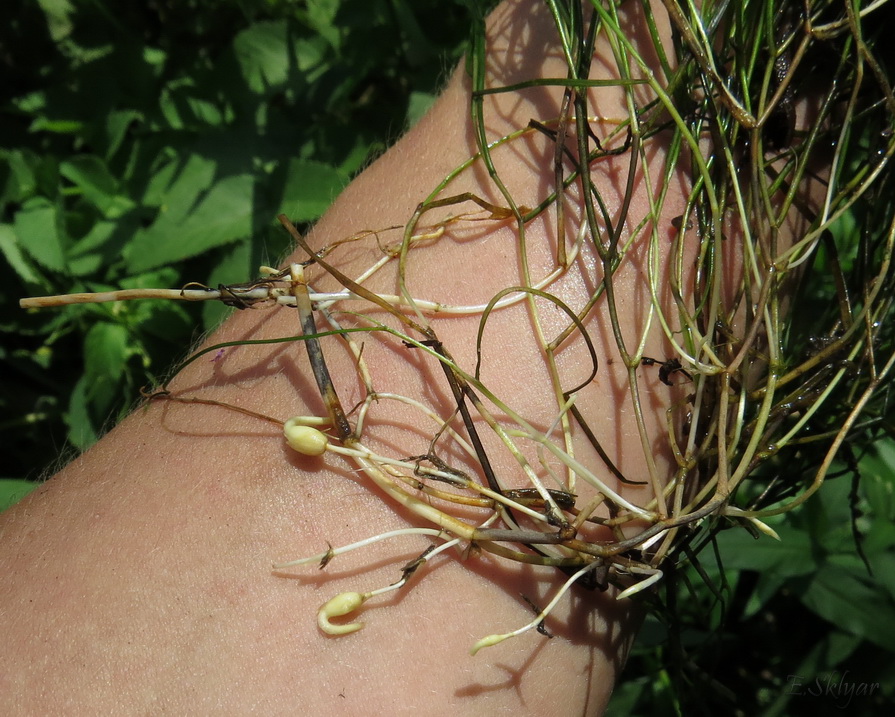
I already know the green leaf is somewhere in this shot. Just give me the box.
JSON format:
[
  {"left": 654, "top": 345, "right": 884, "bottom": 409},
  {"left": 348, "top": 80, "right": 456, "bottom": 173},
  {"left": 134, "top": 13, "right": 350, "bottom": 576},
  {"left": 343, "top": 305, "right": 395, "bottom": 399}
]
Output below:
[
  {"left": 278, "top": 159, "right": 347, "bottom": 222},
  {"left": 713, "top": 522, "right": 817, "bottom": 575},
  {"left": 390, "top": 0, "right": 437, "bottom": 66},
  {"left": 118, "top": 267, "right": 181, "bottom": 291},
  {"left": 104, "top": 109, "right": 142, "bottom": 160},
  {"left": 66, "top": 375, "right": 98, "bottom": 451},
  {"left": 604, "top": 675, "right": 651, "bottom": 716},
  {"left": 201, "top": 240, "right": 254, "bottom": 330},
  {"left": 304, "top": 0, "right": 341, "bottom": 50},
  {"left": 29, "top": 118, "right": 86, "bottom": 134},
  {"left": 0, "top": 223, "right": 44, "bottom": 287},
  {"left": 233, "top": 21, "right": 291, "bottom": 94},
  {"left": 13, "top": 198, "right": 68, "bottom": 273},
  {"left": 130, "top": 300, "right": 193, "bottom": 349},
  {"left": 860, "top": 441, "right": 895, "bottom": 524},
  {"left": 3, "top": 149, "right": 39, "bottom": 202},
  {"left": 868, "top": 552, "right": 895, "bottom": 603},
  {"left": 295, "top": 36, "right": 328, "bottom": 73},
  {"left": 406, "top": 91, "right": 437, "bottom": 129},
  {"left": 159, "top": 82, "right": 229, "bottom": 130},
  {"left": 126, "top": 173, "right": 254, "bottom": 273},
  {"left": 83, "top": 321, "right": 129, "bottom": 414},
  {"left": 12, "top": 90, "right": 46, "bottom": 115},
  {"left": 36, "top": 0, "right": 76, "bottom": 42},
  {"left": 66, "top": 218, "right": 133, "bottom": 277},
  {"left": 800, "top": 561, "right": 895, "bottom": 651},
  {"left": 60, "top": 155, "right": 136, "bottom": 219},
  {"left": 140, "top": 152, "right": 216, "bottom": 210},
  {"left": 0, "top": 480, "right": 39, "bottom": 512}
]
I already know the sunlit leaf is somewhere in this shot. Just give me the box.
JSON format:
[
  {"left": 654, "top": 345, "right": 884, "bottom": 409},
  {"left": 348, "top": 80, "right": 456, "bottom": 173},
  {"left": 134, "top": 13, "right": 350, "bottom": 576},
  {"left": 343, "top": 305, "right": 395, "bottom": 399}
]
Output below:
[
  {"left": 0, "top": 480, "right": 39, "bottom": 512},
  {"left": 66, "top": 375, "right": 98, "bottom": 450},
  {"left": 60, "top": 155, "right": 135, "bottom": 219},
  {"left": 13, "top": 198, "right": 68, "bottom": 273},
  {"left": 233, "top": 21, "right": 291, "bottom": 94},
  {"left": 0, "top": 223, "right": 44, "bottom": 286},
  {"left": 278, "top": 159, "right": 347, "bottom": 222},
  {"left": 126, "top": 174, "right": 254, "bottom": 272},
  {"left": 84, "top": 321, "right": 129, "bottom": 388}
]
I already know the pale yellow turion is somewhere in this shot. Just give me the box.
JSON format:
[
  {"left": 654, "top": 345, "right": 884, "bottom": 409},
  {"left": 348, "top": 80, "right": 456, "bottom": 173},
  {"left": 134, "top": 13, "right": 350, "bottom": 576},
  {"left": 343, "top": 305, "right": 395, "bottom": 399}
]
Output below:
[
  {"left": 317, "top": 592, "right": 367, "bottom": 635},
  {"left": 283, "top": 417, "right": 330, "bottom": 456}
]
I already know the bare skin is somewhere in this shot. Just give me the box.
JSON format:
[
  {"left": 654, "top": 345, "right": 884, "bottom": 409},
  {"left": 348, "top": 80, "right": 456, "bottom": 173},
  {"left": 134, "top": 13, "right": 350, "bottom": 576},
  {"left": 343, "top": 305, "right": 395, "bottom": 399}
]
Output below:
[{"left": 0, "top": 2, "right": 746, "bottom": 714}]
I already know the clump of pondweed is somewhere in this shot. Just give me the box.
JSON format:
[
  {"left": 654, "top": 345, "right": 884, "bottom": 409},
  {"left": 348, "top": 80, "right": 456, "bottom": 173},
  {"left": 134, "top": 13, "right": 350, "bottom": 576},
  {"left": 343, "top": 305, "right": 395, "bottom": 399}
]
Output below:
[{"left": 21, "top": 0, "right": 895, "bottom": 660}]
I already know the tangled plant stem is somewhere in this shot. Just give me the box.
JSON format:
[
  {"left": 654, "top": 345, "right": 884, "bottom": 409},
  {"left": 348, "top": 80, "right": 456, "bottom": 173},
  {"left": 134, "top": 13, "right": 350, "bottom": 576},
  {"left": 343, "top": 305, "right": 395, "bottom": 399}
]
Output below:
[{"left": 19, "top": 0, "right": 895, "bottom": 656}]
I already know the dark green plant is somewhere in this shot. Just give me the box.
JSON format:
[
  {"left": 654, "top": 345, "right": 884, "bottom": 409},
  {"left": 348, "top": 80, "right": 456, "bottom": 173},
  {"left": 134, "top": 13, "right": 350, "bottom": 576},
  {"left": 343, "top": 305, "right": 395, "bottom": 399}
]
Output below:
[{"left": 1, "top": 0, "right": 474, "bottom": 476}]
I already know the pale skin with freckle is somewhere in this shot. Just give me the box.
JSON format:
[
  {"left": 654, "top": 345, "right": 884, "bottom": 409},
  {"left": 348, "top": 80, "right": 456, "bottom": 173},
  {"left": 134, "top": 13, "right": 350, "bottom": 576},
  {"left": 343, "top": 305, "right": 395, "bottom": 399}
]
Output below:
[{"left": 0, "top": 1, "right": 817, "bottom": 715}]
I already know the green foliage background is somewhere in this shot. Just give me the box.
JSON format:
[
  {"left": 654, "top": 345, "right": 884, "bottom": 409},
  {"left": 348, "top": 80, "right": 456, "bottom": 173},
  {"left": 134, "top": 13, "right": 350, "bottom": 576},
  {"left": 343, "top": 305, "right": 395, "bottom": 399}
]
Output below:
[
  {"left": 1, "top": 0, "right": 472, "bottom": 482},
  {"left": 1, "top": 1, "right": 893, "bottom": 715}
]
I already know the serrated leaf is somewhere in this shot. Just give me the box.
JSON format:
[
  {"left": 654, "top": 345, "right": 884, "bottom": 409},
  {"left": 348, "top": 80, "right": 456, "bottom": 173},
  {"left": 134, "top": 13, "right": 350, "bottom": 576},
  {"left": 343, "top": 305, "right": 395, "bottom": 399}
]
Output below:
[
  {"left": 30, "top": 118, "right": 86, "bottom": 134},
  {"left": 82, "top": 321, "right": 130, "bottom": 422},
  {"left": 84, "top": 321, "right": 129, "bottom": 386},
  {"left": 141, "top": 152, "right": 216, "bottom": 210},
  {"left": 125, "top": 173, "right": 254, "bottom": 272},
  {"left": 233, "top": 21, "right": 290, "bottom": 94},
  {"left": 0, "top": 223, "right": 44, "bottom": 286},
  {"left": 13, "top": 198, "right": 68, "bottom": 273},
  {"left": 66, "top": 218, "right": 132, "bottom": 277},
  {"left": 60, "top": 155, "right": 136, "bottom": 219},
  {"left": 131, "top": 300, "right": 192, "bottom": 345},
  {"left": 3, "top": 149, "right": 39, "bottom": 202},
  {"left": 59, "top": 153, "right": 112, "bottom": 190}
]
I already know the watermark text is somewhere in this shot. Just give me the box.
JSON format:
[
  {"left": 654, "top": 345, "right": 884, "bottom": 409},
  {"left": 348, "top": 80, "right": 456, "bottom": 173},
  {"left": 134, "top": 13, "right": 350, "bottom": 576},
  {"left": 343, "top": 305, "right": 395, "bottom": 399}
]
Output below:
[{"left": 786, "top": 671, "right": 879, "bottom": 709}]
